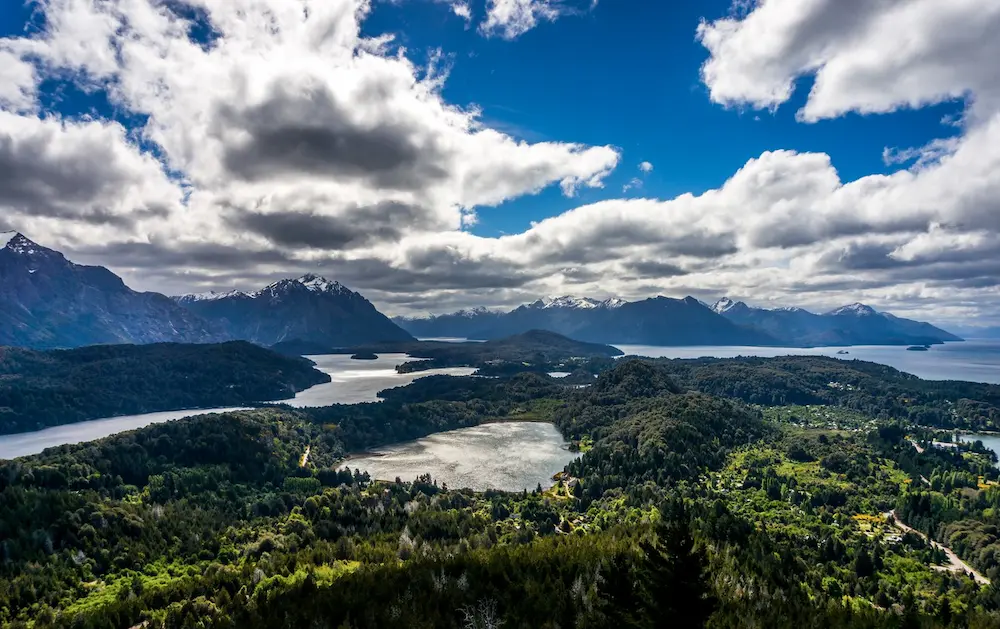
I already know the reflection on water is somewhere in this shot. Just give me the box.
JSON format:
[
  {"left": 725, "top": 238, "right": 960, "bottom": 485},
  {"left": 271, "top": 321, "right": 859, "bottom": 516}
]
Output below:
[
  {"left": 615, "top": 340, "right": 1000, "bottom": 384},
  {"left": 0, "top": 352, "right": 475, "bottom": 459},
  {"left": 281, "top": 353, "right": 477, "bottom": 406},
  {"left": 346, "top": 422, "right": 579, "bottom": 492}
]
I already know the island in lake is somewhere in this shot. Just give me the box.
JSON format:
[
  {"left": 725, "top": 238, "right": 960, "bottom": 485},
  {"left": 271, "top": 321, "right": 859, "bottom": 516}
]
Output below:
[{"left": 907, "top": 344, "right": 931, "bottom": 351}]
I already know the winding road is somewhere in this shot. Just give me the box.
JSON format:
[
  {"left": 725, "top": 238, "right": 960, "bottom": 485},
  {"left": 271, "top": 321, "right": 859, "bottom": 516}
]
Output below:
[{"left": 888, "top": 510, "right": 990, "bottom": 586}]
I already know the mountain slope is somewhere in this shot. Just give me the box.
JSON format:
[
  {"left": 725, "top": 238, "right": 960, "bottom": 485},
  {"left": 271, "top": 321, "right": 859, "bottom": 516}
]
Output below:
[
  {"left": 397, "top": 295, "right": 778, "bottom": 346},
  {"left": 713, "top": 298, "right": 962, "bottom": 346},
  {"left": 0, "top": 232, "right": 224, "bottom": 349},
  {"left": 176, "top": 275, "right": 413, "bottom": 346}
]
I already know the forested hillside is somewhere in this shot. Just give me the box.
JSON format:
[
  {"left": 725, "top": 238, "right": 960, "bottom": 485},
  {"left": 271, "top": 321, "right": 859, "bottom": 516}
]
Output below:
[
  {"left": 654, "top": 355, "right": 1000, "bottom": 431},
  {"left": 3, "top": 358, "right": 1000, "bottom": 627},
  {"left": 0, "top": 342, "right": 329, "bottom": 435}
]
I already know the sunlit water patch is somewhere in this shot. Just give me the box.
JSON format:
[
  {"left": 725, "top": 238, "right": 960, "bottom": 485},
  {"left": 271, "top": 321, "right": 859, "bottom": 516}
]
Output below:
[{"left": 345, "top": 422, "right": 579, "bottom": 492}]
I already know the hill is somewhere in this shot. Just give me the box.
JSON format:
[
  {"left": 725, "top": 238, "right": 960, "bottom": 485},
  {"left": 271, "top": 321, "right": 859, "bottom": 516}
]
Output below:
[{"left": 0, "top": 341, "right": 330, "bottom": 436}]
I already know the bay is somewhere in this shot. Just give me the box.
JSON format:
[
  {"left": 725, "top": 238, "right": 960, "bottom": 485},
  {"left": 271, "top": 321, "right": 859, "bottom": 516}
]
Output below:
[
  {"left": 0, "top": 353, "right": 476, "bottom": 460},
  {"left": 614, "top": 340, "right": 1000, "bottom": 384},
  {"left": 279, "top": 353, "right": 477, "bottom": 406},
  {"left": 959, "top": 434, "right": 1000, "bottom": 469},
  {"left": 345, "top": 422, "right": 579, "bottom": 492},
  {"left": 0, "top": 407, "right": 248, "bottom": 461}
]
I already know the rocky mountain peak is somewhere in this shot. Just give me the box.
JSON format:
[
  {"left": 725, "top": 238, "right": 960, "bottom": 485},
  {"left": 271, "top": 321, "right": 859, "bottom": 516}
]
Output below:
[
  {"left": 829, "top": 303, "right": 878, "bottom": 317},
  {"left": 712, "top": 297, "right": 750, "bottom": 314},
  {"left": 296, "top": 274, "right": 351, "bottom": 295},
  {"left": 2, "top": 232, "right": 56, "bottom": 258}
]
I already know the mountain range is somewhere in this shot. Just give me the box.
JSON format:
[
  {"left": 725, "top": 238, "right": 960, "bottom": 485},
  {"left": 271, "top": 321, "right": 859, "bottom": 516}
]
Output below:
[
  {"left": 174, "top": 275, "right": 413, "bottom": 346},
  {"left": 0, "top": 232, "right": 963, "bottom": 350},
  {"left": 0, "top": 232, "right": 412, "bottom": 350},
  {"left": 711, "top": 298, "right": 962, "bottom": 346},
  {"left": 396, "top": 295, "right": 962, "bottom": 347},
  {"left": 397, "top": 295, "right": 780, "bottom": 346}
]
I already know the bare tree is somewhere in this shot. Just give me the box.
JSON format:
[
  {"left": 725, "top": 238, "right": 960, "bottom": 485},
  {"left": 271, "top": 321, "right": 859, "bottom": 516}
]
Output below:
[{"left": 459, "top": 598, "right": 505, "bottom": 629}]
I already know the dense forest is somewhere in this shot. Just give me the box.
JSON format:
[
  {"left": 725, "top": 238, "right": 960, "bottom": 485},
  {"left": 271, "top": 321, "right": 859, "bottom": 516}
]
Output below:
[
  {"left": 2, "top": 357, "right": 1000, "bottom": 627},
  {"left": 653, "top": 355, "right": 1000, "bottom": 431},
  {"left": 0, "top": 342, "right": 329, "bottom": 434}
]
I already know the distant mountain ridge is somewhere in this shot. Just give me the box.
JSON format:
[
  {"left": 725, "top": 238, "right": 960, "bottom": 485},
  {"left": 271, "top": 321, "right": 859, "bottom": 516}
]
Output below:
[
  {"left": 396, "top": 294, "right": 961, "bottom": 347},
  {"left": 0, "top": 233, "right": 411, "bottom": 350},
  {"left": 397, "top": 295, "right": 779, "bottom": 346},
  {"left": 0, "top": 232, "right": 224, "bottom": 349},
  {"left": 710, "top": 297, "right": 962, "bottom": 347},
  {"left": 174, "top": 274, "right": 413, "bottom": 347}
]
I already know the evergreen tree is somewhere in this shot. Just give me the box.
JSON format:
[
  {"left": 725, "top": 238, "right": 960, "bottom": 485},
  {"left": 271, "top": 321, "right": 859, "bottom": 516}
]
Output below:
[{"left": 635, "top": 502, "right": 717, "bottom": 629}]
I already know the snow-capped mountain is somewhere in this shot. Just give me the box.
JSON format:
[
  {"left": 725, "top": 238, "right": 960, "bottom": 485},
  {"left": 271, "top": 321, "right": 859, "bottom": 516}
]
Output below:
[
  {"left": 827, "top": 303, "right": 878, "bottom": 317},
  {"left": 175, "top": 274, "right": 412, "bottom": 347},
  {"left": 711, "top": 297, "right": 961, "bottom": 346},
  {"left": 529, "top": 296, "right": 626, "bottom": 310},
  {"left": 398, "top": 292, "right": 961, "bottom": 348},
  {"left": 0, "top": 233, "right": 224, "bottom": 349},
  {"left": 175, "top": 289, "right": 250, "bottom": 305},
  {"left": 711, "top": 297, "right": 737, "bottom": 314},
  {"left": 396, "top": 294, "right": 777, "bottom": 346}
]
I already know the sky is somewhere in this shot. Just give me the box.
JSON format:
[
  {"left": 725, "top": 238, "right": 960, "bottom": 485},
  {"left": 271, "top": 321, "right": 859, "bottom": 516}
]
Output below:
[{"left": 0, "top": 0, "right": 998, "bottom": 326}]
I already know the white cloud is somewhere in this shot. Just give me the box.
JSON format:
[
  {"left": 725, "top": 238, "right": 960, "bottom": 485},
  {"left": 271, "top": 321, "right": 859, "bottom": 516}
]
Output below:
[
  {"left": 481, "top": 0, "right": 596, "bottom": 40},
  {"left": 1, "top": 0, "right": 999, "bottom": 325},
  {"left": 622, "top": 177, "right": 642, "bottom": 193},
  {"left": 697, "top": 0, "right": 1000, "bottom": 122},
  {"left": 481, "top": 0, "right": 560, "bottom": 39},
  {"left": 1, "top": 0, "right": 617, "bottom": 279},
  {"left": 449, "top": 1, "right": 473, "bottom": 23},
  {"left": 0, "top": 111, "right": 183, "bottom": 234},
  {"left": 0, "top": 48, "right": 36, "bottom": 111}
]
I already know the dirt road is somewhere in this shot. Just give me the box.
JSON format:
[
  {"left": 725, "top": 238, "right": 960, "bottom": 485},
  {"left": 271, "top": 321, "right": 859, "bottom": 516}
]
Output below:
[{"left": 887, "top": 511, "right": 990, "bottom": 585}]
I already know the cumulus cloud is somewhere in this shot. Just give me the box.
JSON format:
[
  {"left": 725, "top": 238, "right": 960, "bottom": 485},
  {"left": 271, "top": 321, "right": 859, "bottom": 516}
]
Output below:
[
  {"left": 697, "top": 0, "right": 1000, "bottom": 122},
  {"left": 0, "top": 49, "right": 36, "bottom": 111},
  {"left": 1, "top": 0, "right": 999, "bottom": 325},
  {"left": 0, "top": 0, "right": 617, "bottom": 288},
  {"left": 0, "top": 112, "right": 182, "bottom": 228}
]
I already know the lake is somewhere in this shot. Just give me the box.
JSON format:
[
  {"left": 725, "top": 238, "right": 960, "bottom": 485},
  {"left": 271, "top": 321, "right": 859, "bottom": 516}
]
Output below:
[
  {"left": 0, "top": 353, "right": 477, "bottom": 460},
  {"left": 615, "top": 339, "right": 1000, "bottom": 384},
  {"left": 959, "top": 434, "right": 1000, "bottom": 469},
  {"left": 280, "top": 353, "right": 477, "bottom": 406},
  {"left": 346, "top": 422, "right": 579, "bottom": 492}
]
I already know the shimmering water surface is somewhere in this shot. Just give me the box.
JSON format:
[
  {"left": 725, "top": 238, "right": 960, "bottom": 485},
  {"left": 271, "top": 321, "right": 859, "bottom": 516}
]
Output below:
[
  {"left": 0, "top": 353, "right": 475, "bottom": 459},
  {"left": 0, "top": 407, "right": 248, "bottom": 460},
  {"left": 346, "top": 422, "right": 579, "bottom": 492},
  {"left": 615, "top": 340, "right": 1000, "bottom": 384},
  {"left": 280, "top": 353, "right": 477, "bottom": 406}
]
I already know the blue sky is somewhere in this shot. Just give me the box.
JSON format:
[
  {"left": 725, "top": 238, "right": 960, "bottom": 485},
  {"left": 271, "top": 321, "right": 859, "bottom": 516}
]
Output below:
[
  {"left": 0, "top": 0, "right": 997, "bottom": 324},
  {"left": 363, "top": 0, "right": 966, "bottom": 236}
]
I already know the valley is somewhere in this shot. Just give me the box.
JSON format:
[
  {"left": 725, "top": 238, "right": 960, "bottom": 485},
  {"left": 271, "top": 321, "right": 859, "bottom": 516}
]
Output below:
[
  {"left": 3, "top": 355, "right": 1000, "bottom": 627},
  {"left": 2, "top": 1, "right": 998, "bottom": 627}
]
